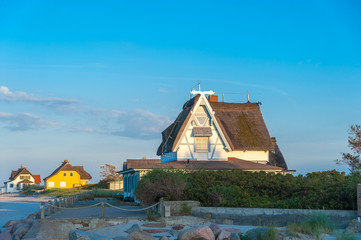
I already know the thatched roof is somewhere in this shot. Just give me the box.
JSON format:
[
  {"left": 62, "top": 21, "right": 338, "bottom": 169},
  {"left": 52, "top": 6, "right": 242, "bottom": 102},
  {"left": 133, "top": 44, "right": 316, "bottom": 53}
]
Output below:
[
  {"left": 210, "top": 102, "right": 274, "bottom": 151},
  {"left": 44, "top": 160, "right": 92, "bottom": 181},
  {"left": 157, "top": 95, "right": 200, "bottom": 155},
  {"left": 123, "top": 158, "right": 283, "bottom": 171},
  {"left": 9, "top": 167, "right": 34, "bottom": 181},
  {"left": 268, "top": 137, "right": 288, "bottom": 170},
  {"left": 157, "top": 96, "right": 274, "bottom": 155}
]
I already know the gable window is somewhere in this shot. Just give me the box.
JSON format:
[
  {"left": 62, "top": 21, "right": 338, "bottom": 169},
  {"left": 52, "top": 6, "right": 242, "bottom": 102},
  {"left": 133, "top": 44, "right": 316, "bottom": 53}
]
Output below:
[
  {"left": 63, "top": 172, "right": 66, "bottom": 177},
  {"left": 195, "top": 137, "right": 209, "bottom": 152},
  {"left": 70, "top": 172, "right": 73, "bottom": 177}
]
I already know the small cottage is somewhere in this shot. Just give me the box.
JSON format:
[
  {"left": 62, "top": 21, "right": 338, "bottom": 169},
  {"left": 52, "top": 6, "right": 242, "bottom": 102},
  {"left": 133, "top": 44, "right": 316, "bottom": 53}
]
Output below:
[
  {"left": 3, "top": 166, "right": 39, "bottom": 193},
  {"left": 119, "top": 87, "right": 293, "bottom": 200},
  {"left": 43, "top": 160, "right": 92, "bottom": 189}
]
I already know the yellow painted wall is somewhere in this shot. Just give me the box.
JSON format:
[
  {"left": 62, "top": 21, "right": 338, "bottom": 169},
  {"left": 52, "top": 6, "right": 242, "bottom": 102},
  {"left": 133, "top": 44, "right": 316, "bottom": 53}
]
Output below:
[{"left": 45, "top": 170, "right": 84, "bottom": 189}]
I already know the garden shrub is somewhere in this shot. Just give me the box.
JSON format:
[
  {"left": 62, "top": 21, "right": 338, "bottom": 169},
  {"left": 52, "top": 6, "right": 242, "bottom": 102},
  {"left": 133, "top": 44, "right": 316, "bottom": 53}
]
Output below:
[{"left": 134, "top": 168, "right": 188, "bottom": 204}]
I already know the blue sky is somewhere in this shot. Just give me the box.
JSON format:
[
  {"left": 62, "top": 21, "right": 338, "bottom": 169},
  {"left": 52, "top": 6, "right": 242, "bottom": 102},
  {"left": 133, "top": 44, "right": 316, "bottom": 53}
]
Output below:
[{"left": 0, "top": 1, "right": 360, "bottom": 183}]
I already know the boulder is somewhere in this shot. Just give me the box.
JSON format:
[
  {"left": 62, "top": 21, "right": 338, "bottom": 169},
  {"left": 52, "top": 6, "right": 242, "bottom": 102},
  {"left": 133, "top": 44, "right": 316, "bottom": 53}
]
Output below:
[
  {"left": 2, "top": 219, "right": 18, "bottom": 228},
  {"left": 172, "top": 225, "right": 185, "bottom": 230},
  {"left": 0, "top": 231, "right": 12, "bottom": 240},
  {"left": 125, "top": 224, "right": 141, "bottom": 234},
  {"left": 230, "top": 233, "right": 240, "bottom": 240},
  {"left": 346, "top": 219, "right": 361, "bottom": 233},
  {"left": 223, "top": 227, "right": 241, "bottom": 235},
  {"left": 160, "top": 236, "right": 170, "bottom": 240},
  {"left": 216, "top": 230, "right": 231, "bottom": 240},
  {"left": 169, "top": 229, "right": 179, "bottom": 237},
  {"left": 13, "top": 223, "right": 31, "bottom": 240},
  {"left": 112, "top": 237, "right": 133, "bottom": 240},
  {"left": 69, "top": 230, "right": 92, "bottom": 240},
  {"left": 128, "top": 230, "right": 156, "bottom": 240},
  {"left": 209, "top": 223, "right": 222, "bottom": 237},
  {"left": 177, "top": 226, "right": 215, "bottom": 240},
  {"left": 143, "top": 229, "right": 169, "bottom": 234}
]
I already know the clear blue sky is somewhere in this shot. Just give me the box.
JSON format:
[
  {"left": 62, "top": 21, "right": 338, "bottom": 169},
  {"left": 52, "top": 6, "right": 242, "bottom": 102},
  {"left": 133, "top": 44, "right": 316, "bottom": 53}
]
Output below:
[{"left": 1, "top": 0, "right": 360, "bottom": 183}]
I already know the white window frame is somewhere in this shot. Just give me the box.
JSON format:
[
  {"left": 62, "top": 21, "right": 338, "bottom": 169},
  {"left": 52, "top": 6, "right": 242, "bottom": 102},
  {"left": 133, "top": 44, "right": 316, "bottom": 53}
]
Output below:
[
  {"left": 48, "top": 182, "right": 55, "bottom": 187},
  {"left": 195, "top": 137, "right": 209, "bottom": 152},
  {"left": 60, "top": 182, "right": 66, "bottom": 187}
]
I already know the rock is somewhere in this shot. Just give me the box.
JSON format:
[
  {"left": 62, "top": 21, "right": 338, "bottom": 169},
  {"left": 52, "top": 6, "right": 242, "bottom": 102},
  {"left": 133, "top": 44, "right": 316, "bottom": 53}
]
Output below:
[
  {"left": 160, "top": 236, "right": 170, "bottom": 240},
  {"left": 177, "top": 226, "right": 215, "bottom": 240},
  {"left": 91, "top": 234, "right": 113, "bottom": 240},
  {"left": 2, "top": 220, "right": 18, "bottom": 228},
  {"left": 0, "top": 231, "right": 12, "bottom": 240},
  {"left": 169, "top": 229, "right": 179, "bottom": 237},
  {"left": 143, "top": 229, "right": 169, "bottom": 234},
  {"left": 69, "top": 230, "right": 92, "bottom": 240},
  {"left": 13, "top": 223, "right": 31, "bottom": 240},
  {"left": 245, "top": 228, "right": 278, "bottom": 240},
  {"left": 143, "top": 223, "right": 166, "bottom": 228},
  {"left": 346, "top": 219, "right": 361, "bottom": 233},
  {"left": 125, "top": 224, "right": 141, "bottom": 234},
  {"left": 223, "top": 227, "right": 241, "bottom": 235},
  {"left": 172, "top": 224, "right": 185, "bottom": 230},
  {"left": 230, "top": 233, "right": 240, "bottom": 240},
  {"left": 112, "top": 237, "right": 133, "bottom": 240},
  {"left": 128, "top": 230, "right": 156, "bottom": 240},
  {"left": 209, "top": 223, "right": 222, "bottom": 237},
  {"left": 216, "top": 230, "right": 231, "bottom": 240}
]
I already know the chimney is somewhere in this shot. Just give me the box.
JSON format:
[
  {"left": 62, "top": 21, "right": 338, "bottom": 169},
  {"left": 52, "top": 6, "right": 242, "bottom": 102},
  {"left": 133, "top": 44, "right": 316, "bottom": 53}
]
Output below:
[
  {"left": 208, "top": 95, "right": 218, "bottom": 102},
  {"left": 21, "top": 165, "right": 23, "bottom": 169},
  {"left": 63, "top": 160, "right": 69, "bottom": 163}
]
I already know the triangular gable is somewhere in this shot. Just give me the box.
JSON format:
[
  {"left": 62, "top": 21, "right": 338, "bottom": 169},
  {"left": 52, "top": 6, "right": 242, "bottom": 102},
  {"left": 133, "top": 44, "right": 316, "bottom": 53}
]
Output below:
[{"left": 172, "top": 94, "right": 232, "bottom": 152}]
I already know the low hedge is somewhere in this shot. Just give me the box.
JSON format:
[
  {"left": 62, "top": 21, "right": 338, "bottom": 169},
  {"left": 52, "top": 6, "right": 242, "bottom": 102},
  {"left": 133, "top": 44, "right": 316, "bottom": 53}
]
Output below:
[{"left": 135, "top": 169, "right": 360, "bottom": 210}]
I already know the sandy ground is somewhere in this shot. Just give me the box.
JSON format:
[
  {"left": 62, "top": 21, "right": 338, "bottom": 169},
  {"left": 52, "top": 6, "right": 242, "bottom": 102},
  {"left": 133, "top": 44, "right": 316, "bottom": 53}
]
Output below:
[{"left": 0, "top": 193, "right": 52, "bottom": 228}]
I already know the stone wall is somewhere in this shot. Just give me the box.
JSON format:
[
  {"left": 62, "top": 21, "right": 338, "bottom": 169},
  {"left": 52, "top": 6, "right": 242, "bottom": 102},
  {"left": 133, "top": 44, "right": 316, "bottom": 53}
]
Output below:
[
  {"left": 192, "top": 207, "right": 357, "bottom": 228},
  {"left": 164, "top": 200, "right": 200, "bottom": 216}
]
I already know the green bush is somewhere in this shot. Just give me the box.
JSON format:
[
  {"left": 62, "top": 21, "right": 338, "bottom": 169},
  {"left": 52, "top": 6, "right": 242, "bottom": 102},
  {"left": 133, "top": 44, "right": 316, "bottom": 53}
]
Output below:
[
  {"left": 135, "top": 168, "right": 360, "bottom": 210},
  {"left": 135, "top": 168, "right": 188, "bottom": 204}
]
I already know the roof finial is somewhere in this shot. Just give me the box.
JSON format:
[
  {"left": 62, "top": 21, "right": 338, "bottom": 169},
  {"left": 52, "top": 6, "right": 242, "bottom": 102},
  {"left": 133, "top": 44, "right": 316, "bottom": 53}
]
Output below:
[
  {"left": 198, "top": 81, "right": 201, "bottom": 91},
  {"left": 247, "top": 92, "right": 250, "bottom": 103}
]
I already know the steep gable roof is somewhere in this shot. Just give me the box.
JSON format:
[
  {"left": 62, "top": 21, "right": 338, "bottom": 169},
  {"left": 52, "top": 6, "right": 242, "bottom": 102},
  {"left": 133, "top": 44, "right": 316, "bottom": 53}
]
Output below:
[
  {"left": 210, "top": 102, "right": 274, "bottom": 151},
  {"left": 9, "top": 167, "right": 34, "bottom": 181},
  {"left": 157, "top": 95, "right": 200, "bottom": 155},
  {"left": 33, "top": 175, "right": 41, "bottom": 184},
  {"left": 157, "top": 95, "right": 274, "bottom": 155},
  {"left": 44, "top": 160, "right": 92, "bottom": 181}
]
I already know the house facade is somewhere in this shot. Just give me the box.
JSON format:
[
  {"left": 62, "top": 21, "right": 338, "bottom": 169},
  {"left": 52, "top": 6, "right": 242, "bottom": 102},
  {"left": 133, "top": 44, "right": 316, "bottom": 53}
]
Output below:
[
  {"left": 43, "top": 160, "right": 92, "bottom": 189},
  {"left": 3, "top": 166, "right": 39, "bottom": 193},
  {"left": 119, "top": 88, "right": 292, "bottom": 200}
]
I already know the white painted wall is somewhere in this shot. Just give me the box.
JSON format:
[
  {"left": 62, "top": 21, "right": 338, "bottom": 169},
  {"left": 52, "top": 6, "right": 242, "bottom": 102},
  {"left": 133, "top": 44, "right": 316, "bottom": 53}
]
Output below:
[
  {"left": 5, "top": 174, "right": 35, "bottom": 193},
  {"left": 227, "top": 151, "right": 269, "bottom": 163}
]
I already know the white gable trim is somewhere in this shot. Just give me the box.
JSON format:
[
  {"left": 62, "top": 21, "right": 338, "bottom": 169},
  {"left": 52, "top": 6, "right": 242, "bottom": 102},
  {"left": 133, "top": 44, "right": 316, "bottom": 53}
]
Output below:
[{"left": 172, "top": 94, "right": 232, "bottom": 152}]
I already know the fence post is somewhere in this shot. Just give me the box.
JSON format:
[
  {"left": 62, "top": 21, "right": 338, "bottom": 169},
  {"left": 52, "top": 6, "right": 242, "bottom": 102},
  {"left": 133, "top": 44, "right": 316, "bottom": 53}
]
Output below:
[
  {"left": 159, "top": 198, "right": 164, "bottom": 218},
  {"left": 59, "top": 198, "right": 62, "bottom": 208},
  {"left": 357, "top": 184, "right": 361, "bottom": 218},
  {"left": 48, "top": 200, "right": 52, "bottom": 216},
  {"left": 41, "top": 202, "right": 45, "bottom": 219},
  {"left": 101, "top": 201, "right": 105, "bottom": 219}
]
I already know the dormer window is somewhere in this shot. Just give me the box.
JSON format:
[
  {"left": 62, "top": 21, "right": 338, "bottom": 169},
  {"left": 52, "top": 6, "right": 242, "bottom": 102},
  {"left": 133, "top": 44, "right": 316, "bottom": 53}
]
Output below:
[
  {"left": 63, "top": 172, "right": 66, "bottom": 177},
  {"left": 70, "top": 172, "right": 73, "bottom": 177}
]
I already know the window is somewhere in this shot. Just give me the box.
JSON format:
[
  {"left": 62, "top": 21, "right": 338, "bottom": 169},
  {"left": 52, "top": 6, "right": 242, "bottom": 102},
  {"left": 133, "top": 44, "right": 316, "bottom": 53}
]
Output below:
[
  {"left": 48, "top": 182, "right": 55, "bottom": 187},
  {"left": 63, "top": 172, "right": 66, "bottom": 177},
  {"left": 70, "top": 172, "right": 73, "bottom": 177},
  {"left": 9, "top": 183, "right": 14, "bottom": 188},
  {"left": 60, "top": 182, "right": 66, "bottom": 187},
  {"left": 195, "top": 137, "right": 208, "bottom": 152}
]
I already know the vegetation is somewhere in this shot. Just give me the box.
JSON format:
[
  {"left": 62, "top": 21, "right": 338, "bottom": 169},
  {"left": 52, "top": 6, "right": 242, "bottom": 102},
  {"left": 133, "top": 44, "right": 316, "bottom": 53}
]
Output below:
[
  {"left": 287, "top": 212, "right": 334, "bottom": 238},
  {"left": 135, "top": 168, "right": 188, "bottom": 204},
  {"left": 335, "top": 232, "right": 358, "bottom": 240},
  {"left": 336, "top": 124, "right": 361, "bottom": 173},
  {"left": 99, "top": 163, "right": 122, "bottom": 183},
  {"left": 22, "top": 184, "right": 45, "bottom": 194},
  {"left": 146, "top": 210, "right": 161, "bottom": 221},
  {"left": 135, "top": 168, "right": 360, "bottom": 210},
  {"left": 179, "top": 202, "right": 192, "bottom": 216},
  {"left": 77, "top": 189, "right": 120, "bottom": 201}
]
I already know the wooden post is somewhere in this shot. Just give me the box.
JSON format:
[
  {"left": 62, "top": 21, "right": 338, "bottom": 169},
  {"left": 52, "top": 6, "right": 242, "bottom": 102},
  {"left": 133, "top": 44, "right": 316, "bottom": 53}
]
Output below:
[
  {"left": 41, "top": 202, "right": 45, "bottom": 219},
  {"left": 48, "top": 200, "right": 52, "bottom": 216},
  {"left": 101, "top": 201, "right": 105, "bottom": 219},
  {"left": 357, "top": 184, "right": 361, "bottom": 217},
  {"left": 59, "top": 198, "right": 62, "bottom": 208},
  {"left": 159, "top": 198, "right": 164, "bottom": 218}
]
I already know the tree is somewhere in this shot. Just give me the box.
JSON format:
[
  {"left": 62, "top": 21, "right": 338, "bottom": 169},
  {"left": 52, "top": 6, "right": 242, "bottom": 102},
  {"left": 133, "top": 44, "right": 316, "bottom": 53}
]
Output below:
[
  {"left": 99, "top": 164, "right": 122, "bottom": 183},
  {"left": 336, "top": 125, "right": 361, "bottom": 173}
]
